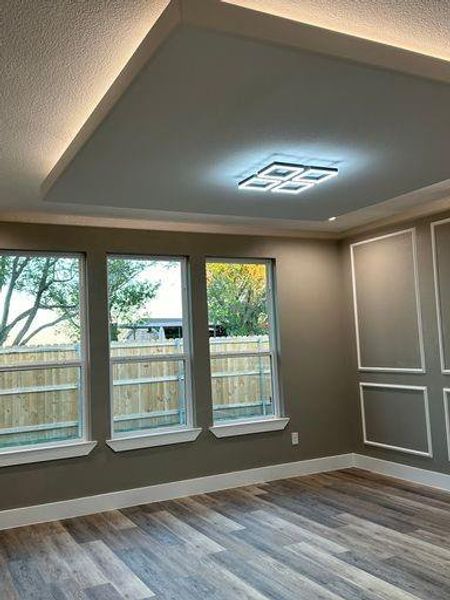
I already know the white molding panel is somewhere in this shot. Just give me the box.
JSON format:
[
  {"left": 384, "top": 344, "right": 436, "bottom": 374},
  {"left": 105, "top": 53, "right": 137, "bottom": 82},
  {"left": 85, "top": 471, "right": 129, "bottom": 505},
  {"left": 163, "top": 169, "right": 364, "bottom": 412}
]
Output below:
[
  {"left": 444, "top": 388, "right": 450, "bottom": 462},
  {"left": 359, "top": 383, "right": 433, "bottom": 458},
  {"left": 350, "top": 229, "right": 426, "bottom": 373},
  {"left": 0, "top": 440, "right": 97, "bottom": 468},
  {"left": 431, "top": 217, "right": 450, "bottom": 374},
  {"left": 106, "top": 427, "right": 202, "bottom": 451},
  {"left": 209, "top": 417, "right": 289, "bottom": 438},
  {"left": 0, "top": 453, "right": 353, "bottom": 531},
  {"left": 353, "top": 454, "right": 450, "bottom": 492}
]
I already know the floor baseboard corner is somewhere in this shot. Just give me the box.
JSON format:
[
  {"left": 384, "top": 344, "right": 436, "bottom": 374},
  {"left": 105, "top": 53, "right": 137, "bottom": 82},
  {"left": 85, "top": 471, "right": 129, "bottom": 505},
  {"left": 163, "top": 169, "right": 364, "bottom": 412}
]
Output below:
[{"left": 352, "top": 453, "right": 450, "bottom": 492}]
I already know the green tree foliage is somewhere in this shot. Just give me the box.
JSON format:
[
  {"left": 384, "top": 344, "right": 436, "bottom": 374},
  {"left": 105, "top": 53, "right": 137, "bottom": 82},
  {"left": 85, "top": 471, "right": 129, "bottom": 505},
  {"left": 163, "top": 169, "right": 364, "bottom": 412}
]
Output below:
[
  {"left": 0, "top": 256, "right": 159, "bottom": 346},
  {"left": 206, "top": 263, "right": 269, "bottom": 336},
  {"left": 107, "top": 258, "right": 160, "bottom": 341}
]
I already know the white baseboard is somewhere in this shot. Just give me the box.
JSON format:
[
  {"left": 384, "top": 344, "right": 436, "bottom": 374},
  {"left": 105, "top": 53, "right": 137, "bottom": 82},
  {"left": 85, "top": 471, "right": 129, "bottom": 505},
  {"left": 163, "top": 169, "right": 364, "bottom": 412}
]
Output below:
[
  {"left": 1, "top": 452, "right": 448, "bottom": 531},
  {"left": 353, "top": 453, "right": 450, "bottom": 492},
  {"left": 0, "top": 453, "right": 353, "bottom": 531}
]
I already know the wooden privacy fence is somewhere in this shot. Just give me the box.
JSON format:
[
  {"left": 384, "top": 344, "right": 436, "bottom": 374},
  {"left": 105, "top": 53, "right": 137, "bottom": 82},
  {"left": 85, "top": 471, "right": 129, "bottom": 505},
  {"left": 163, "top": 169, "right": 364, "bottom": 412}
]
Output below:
[{"left": 0, "top": 337, "right": 272, "bottom": 446}]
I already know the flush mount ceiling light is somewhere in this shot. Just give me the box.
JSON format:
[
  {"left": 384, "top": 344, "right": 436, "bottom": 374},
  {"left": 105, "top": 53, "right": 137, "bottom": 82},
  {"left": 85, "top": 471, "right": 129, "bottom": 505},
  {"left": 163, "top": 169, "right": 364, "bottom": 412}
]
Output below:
[
  {"left": 272, "top": 180, "right": 314, "bottom": 194},
  {"left": 238, "top": 175, "right": 281, "bottom": 192},
  {"left": 238, "top": 162, "right": 338, "bottom": 195},
  {"left": 258, "top": 162, "right": 306, "bottom": 181},
  {"left": 294, "top": 166, "right": 338, "bottom": 184}
]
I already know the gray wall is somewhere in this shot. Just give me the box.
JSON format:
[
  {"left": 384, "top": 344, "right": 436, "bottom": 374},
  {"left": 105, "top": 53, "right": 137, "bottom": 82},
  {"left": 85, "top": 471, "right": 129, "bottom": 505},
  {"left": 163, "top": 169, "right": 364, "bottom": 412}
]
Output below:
[
  {"left": 0, "top": 222, "right": 356, "bottom": 510},
  {"left": 344, "top": 210, "right": 450, "bottom": 475}
]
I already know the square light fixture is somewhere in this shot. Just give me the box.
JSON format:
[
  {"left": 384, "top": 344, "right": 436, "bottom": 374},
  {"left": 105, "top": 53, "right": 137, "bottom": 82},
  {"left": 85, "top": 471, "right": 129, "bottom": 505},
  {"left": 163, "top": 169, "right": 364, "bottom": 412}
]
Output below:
[
  {"left": 271, "top": 180, "right": 314, "bottom": 194},
  {"left": 238, "top": 161, "right": 338, "bottom": 195},
  {"left": 257, "top": 162, "right": 306, "bottom": 181},
  {"left": 294, "top": 166, "right": 338, "bottom": 184},
  {"left": 238, "top": 175, "right": 281, "bottom": 192}
]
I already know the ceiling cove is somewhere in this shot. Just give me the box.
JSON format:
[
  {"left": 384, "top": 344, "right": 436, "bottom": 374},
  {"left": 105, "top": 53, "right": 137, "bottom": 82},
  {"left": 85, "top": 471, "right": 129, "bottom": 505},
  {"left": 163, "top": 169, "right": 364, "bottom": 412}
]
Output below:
[{"left": 39, "top": 0, "right": 450, "bottom": 233}]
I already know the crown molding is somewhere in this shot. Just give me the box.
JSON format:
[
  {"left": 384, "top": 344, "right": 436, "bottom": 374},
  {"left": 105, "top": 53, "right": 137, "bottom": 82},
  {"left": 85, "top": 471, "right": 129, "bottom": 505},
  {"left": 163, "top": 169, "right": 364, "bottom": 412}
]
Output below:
[{"left": 0, "top": 210, "right": 339, "bottom": 240}]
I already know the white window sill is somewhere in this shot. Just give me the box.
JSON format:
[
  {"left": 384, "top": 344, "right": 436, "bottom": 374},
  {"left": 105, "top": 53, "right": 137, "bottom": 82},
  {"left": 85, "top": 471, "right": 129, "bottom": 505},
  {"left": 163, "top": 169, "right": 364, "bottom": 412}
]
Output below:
[
  {"left": 0, "top": 440, "right": 97, "bottom": 468},
  {"left": 106, "top": 427, "right": 202, "bottom": 452},
  {"left": 210, "top": 417, "right": 290, "bottom": 438}
]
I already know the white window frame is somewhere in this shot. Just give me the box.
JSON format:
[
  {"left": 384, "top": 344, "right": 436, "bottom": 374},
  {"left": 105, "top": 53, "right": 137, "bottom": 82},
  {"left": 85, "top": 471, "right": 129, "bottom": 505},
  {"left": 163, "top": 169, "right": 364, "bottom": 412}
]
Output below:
[
  {"left": 206, "top": 258, "right": 288, "bottom": 438},
  {"left": 105, "top": 255, "right": 200, "bottom": 452},
  {"left": 0, "top": 251, "right": 96, "bottom": 467}
]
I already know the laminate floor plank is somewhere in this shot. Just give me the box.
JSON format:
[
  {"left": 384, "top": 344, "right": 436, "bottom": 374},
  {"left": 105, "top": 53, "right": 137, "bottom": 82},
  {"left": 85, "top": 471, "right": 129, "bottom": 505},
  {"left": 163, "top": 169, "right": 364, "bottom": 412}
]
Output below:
[{"left": 1, "top": 468, "right": 448, "bottom": 599}]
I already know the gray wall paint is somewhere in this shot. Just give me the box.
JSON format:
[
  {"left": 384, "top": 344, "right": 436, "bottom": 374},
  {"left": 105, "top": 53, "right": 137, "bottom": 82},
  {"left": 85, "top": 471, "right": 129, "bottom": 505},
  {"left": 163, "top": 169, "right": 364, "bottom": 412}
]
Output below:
[
  {"left": 360, "top": 384, "right": 430, "bottom": 455},
  {"left": 0, "top": 223, "right": 355, "bottom": 510},
  {"left": 345, "top": 210, "right": 450, "bottom": 475},
  {"left": 351, "top": 231, "right": 423, "bottom": 370},
  {"left": 2, "top": 209, "right": 449, "bottom": 513}
]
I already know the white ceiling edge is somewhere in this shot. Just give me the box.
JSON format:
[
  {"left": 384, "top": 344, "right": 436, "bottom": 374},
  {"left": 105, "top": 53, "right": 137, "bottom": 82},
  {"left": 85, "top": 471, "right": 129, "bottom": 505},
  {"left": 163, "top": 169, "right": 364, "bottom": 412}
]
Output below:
[
  {"left": 2, "top": 181, "right": 450, "bottom": 240},
  {"left": 42, "top": 0, "right": 450, "bottom": 201},
  {"left": 344, "top": 196, "right": 450, "bottom": 237},
  {"left": 0, "top": 210, "right": 338, "bottom": 239}
]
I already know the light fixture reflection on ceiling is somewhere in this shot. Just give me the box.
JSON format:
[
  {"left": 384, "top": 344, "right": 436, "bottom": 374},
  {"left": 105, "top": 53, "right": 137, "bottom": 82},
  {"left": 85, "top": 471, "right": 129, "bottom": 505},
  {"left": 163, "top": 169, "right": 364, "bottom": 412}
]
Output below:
[
  {"left": 328, "top": 216, "right": 337, "bottom": 221},
  {"left": 238, "top": 161, "right": 338, "bottom": 195}
]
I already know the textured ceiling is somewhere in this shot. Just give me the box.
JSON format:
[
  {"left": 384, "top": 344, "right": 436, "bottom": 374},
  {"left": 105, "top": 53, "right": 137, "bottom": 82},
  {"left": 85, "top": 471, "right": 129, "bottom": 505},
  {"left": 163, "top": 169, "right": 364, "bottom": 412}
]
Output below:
[
  {"left": 1, "top": 0, "right": 450, "bottom": 233},
  {"left": 1, "top": 0, "right": 170, "bottom": 207},
  {"left": 224, "top": 0, "right": 450, "bottom": 61}
]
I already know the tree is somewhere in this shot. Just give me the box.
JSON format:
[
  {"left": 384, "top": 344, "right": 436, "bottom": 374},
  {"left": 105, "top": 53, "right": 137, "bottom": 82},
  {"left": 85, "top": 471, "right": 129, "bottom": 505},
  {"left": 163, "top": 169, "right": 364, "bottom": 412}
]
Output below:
[
  {"left": 206, "top": 263, "right": 268, "bottom": 336},
  {"left": 0, "top": 256, "right": 160, "bottom": 346},
  {"left": 107, "top": 258, "right": 160, "bottom": 341}
]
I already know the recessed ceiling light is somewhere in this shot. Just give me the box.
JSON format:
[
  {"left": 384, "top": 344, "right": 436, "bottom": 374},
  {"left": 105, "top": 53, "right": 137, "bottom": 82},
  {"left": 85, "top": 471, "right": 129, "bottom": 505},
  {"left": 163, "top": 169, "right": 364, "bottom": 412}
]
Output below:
[
  {"left": 238, "top": 161, "right": 338, "bottom": 194},
  {"left": 328, "top": 216, "right": 337, "bottom": 221}
]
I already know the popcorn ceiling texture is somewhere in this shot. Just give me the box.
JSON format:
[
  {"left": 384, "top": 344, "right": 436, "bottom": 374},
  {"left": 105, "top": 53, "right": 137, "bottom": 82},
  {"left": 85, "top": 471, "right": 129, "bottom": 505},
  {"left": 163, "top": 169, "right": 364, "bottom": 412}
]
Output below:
[
  {"left": 1, "top": 0, "right": 170, "bottom": 207},
  {"left": 225, "top": 0, "right": 450, "bottom": 61},
  {"left": 1, "top": 0, "right": 449, "bottom": 217}
]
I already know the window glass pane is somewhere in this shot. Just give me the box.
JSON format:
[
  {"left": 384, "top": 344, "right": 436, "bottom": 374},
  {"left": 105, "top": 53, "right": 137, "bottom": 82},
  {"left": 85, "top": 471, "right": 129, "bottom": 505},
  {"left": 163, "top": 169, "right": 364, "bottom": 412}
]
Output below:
[
  {"left": 108, "top": 256, "right": 190, "bottom": 437},
  {"left": 206, "top": 262, "right": 270, "bottom": 350},
  {"left": 111, "top": 360, "right": 186, "bottom": 435},
  {"left": 0, "top": 366, "right": 82, "bottom": 449},
  {"left": 108, "top": 258, "right": 185, "bottom": 357},
  {"left": 211, "top": 355, "right": 273, "bottom": 421},
  {"left": 206, "top": 260, "right": 277, "bottom": 424},
  {"left": 0, "top": 254, "right": 82, "bottom": 363},
  {"left": 0, "top": 253, "right": 85, "bottom": 451}
]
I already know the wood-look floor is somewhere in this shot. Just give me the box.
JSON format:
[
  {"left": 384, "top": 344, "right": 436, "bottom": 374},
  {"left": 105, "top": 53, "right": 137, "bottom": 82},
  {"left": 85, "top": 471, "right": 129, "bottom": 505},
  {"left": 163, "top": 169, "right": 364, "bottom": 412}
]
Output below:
[{"left": 1, "top": 468, "right": 449, "bottom": 599}]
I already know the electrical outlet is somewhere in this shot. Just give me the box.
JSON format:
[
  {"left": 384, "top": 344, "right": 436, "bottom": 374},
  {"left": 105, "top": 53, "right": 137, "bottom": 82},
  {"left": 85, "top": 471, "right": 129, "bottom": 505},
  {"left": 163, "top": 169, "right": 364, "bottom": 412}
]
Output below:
[{"left": 291, "top": 432, "right": 299, "bottom": 446}]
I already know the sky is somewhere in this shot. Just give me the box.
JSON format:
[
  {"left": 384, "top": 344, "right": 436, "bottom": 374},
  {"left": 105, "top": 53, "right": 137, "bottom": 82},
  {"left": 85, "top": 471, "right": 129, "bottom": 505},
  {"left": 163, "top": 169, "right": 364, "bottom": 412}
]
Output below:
[{"left": 0, "top": 261, "right": 183, "bottom": 347}]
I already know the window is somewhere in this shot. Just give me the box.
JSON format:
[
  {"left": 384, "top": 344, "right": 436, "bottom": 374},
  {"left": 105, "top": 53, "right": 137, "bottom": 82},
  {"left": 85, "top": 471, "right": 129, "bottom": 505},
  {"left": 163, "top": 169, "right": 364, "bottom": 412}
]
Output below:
[
  {"left": 0, "top": 252, "right": 89, "bottom": 455},
  {"left": 107, "top": 256, "right": 198, "bottom": 449},
  {"left": 206, "top": 259, "right": 286, "bottom": 435}
]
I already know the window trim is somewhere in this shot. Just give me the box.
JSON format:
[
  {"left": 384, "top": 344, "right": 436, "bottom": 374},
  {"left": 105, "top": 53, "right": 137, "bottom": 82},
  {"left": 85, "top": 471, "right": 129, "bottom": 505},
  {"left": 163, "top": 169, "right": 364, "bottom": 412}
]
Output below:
[
  {"left": 106, "top": 255, "right": 196, "bottom": 448},
  {"left": 210, "top": 417, "right": 289, "bottom": 438},
  {"left": 0, "top": 440, "right": 97, "bottom": 468},
  {"left": 206, "top": 257, "right": 284, "bottom": 429},
  {"left": 106, "top": 426, "right": 201, "bottom": 452},
  {"left": 0, "top": 251, "right": 91, "bottom": 460}
]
